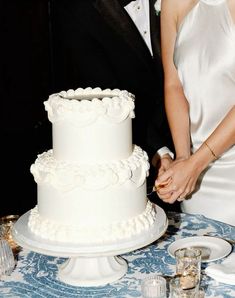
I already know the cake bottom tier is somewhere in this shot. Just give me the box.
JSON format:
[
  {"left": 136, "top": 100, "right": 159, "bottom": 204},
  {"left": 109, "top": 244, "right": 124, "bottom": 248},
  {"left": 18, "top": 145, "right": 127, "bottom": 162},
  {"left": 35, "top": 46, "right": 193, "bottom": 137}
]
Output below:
[
  {"left": 28, "top": 200, "right": 157, "bottom": 244},
  {"left": 29, "top": 145, "right": 154, "bottom": 244}
]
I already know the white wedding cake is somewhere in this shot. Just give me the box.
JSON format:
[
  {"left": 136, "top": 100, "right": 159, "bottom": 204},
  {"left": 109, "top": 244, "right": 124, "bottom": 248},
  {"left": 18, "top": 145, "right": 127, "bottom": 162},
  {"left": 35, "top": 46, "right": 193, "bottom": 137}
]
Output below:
[{"left": 28, "top": 87, "right": 157, "bottom": 244}]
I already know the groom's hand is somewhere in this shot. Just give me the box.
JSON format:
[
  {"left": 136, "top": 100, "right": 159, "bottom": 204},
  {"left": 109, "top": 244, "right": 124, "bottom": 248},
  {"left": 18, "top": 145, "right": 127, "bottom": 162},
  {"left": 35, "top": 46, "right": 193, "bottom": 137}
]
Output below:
[
  {"left": 158, "top": 153, "right": 173, "bottom": 176},
  {"left": 152, "top": 153, "right": 173, "bottom": 201}
]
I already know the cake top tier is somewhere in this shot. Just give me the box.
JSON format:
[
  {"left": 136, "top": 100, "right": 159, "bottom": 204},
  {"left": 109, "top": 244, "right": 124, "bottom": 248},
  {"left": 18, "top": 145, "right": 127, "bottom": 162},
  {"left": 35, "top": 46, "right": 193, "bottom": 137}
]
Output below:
[{"left": 44, "top": 87, "right": 135, "bottom": 124}]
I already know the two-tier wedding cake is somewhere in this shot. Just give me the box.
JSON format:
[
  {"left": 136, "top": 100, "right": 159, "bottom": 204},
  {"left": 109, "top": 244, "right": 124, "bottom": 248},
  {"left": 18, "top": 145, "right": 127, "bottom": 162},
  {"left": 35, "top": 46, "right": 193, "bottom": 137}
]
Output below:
[{"left": 28, "top": 87, "right": 157, "bottom": 244}]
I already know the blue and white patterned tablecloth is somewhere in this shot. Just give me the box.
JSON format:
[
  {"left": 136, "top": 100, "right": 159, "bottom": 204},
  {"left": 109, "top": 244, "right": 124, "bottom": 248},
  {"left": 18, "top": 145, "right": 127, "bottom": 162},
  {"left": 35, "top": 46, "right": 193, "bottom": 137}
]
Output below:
[{"left": 0, "top": 212, "right": 234, "bottom": 297}]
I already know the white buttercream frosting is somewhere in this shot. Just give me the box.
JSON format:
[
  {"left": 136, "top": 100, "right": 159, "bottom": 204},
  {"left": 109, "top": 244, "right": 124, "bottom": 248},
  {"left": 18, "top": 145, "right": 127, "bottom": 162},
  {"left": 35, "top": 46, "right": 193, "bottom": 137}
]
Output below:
[
  {"left": 30, "top": 145, "right": 149, "bottom": 191},
  {"left": 45, "top": 87, "right": 135, "bottom": 126},
  {"left": 28, "top": 201, "right": 157, "bottom": 244},
  {"left": 29, "top": 86, "right": 158, "bottom": 245}
]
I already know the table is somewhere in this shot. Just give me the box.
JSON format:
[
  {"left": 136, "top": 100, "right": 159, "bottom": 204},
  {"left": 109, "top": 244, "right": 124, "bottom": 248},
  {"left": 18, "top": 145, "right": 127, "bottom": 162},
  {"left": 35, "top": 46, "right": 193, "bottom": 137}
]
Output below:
[{"left": 0, "top": 212, "right": 234, "bottom": 297}]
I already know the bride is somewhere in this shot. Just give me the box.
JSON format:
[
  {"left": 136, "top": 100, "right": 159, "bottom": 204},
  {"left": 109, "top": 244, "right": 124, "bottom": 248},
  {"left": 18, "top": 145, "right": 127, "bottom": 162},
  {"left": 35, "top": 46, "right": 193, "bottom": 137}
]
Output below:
[{"left": 155, "top": 0, "right": 235, "bottom": 226}]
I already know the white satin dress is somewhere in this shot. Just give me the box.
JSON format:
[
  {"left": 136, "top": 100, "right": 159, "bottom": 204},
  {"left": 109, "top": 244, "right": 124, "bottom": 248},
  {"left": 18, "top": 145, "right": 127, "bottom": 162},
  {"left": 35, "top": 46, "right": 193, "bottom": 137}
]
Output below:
[{"left": 174, "top": 0, "right": 235, "bottom": 226}]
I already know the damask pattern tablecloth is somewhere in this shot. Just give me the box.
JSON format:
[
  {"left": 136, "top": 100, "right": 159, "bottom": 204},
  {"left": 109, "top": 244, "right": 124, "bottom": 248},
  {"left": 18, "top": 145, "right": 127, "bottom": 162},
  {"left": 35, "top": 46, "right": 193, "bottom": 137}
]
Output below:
[{"left": 0, "top": 212, "right": 234, "bottom": 297}]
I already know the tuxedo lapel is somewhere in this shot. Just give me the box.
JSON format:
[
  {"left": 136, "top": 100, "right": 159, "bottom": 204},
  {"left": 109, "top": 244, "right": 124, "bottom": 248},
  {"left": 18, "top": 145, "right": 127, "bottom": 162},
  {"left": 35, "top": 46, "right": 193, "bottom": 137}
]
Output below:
[
  {"left": 94, "top": 0, "right": 153, "bottom": 67},
  {"left": 149, "top": 0, "right": 161, "bottom": 58}
]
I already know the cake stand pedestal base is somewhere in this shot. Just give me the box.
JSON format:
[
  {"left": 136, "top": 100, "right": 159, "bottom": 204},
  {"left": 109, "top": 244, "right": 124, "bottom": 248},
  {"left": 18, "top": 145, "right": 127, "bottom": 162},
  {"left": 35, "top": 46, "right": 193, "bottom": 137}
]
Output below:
[
  {"left": 58, "top": 255, "right": 127, "bottom": 286},
  {"left": 12, "top": 205, "right": 168, "bottom": 287}
]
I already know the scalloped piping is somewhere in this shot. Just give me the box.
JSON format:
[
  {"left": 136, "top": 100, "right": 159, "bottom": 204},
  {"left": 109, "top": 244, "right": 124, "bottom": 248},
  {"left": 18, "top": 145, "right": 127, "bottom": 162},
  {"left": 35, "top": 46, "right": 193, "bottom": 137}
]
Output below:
[
  {"left": 28, "top": 201, "right": 157, "bottom": 244},
  {"left": 30, "top": 145, "right": 150, "bottom": 191}
]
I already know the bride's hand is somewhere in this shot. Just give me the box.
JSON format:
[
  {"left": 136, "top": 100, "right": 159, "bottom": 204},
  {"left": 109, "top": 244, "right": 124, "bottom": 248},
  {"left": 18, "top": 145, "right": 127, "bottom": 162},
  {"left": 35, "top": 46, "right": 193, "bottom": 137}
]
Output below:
[{"left": 155, "top": 157, "right": 201, "bottom": 203}]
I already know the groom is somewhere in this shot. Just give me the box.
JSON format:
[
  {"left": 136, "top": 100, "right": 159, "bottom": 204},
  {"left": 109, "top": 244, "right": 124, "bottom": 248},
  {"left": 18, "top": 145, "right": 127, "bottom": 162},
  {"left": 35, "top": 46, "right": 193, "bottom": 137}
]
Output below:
[{"left": 50, "top": 0, "right": 177, "bottom": 209}]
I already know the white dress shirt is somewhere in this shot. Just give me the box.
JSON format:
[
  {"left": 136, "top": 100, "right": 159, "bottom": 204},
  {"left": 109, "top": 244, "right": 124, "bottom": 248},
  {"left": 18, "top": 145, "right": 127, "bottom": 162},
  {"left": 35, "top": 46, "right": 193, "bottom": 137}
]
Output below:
[{"left": 124, "top": 0, "right": 153, "bottom": 55}]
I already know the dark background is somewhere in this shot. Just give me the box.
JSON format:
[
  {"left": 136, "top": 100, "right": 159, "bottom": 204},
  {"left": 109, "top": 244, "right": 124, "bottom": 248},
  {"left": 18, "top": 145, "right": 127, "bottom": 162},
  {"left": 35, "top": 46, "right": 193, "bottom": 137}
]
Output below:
[
  {"left": 1, "top": 1, "right": 177, "bottom": 217},
  {"left": 2, "top": 0, "right": 52, "bottom": 216}
]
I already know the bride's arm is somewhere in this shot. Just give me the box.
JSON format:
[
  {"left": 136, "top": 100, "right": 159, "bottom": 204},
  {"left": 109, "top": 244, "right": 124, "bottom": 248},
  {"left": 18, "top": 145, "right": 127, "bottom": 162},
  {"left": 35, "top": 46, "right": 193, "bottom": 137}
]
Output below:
[
  {"left": 160, "top": 0, "right": 191, "bottom": 161},
  {"left": 156, "top": 106, "right": 235, "bottom": 203},
  {"left": 155, "top": 0, "right": 191, "bottom": 201}
]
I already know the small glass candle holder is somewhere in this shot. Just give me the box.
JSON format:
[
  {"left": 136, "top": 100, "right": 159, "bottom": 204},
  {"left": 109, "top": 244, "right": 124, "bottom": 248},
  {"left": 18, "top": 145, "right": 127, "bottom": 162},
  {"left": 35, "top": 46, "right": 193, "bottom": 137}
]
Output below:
[
  {"left": 0, "top": 215, "right": 20, "bottom": 255},
  {"left": 174, "top": 247, "right": 201, "bottom": 290},
  {"left": 0, "top": 239, "right": 16, "bottom": 277},
  {"left": 169, "top": 276, "right": 199, "bottom": 298},
  {"left": 141, "top": 275, "right": 167, "bottom": 298}
]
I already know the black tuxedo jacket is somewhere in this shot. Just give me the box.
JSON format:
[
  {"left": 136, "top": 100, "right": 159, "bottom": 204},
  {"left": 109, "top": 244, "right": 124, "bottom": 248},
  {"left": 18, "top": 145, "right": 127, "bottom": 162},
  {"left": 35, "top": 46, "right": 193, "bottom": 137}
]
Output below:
[{"left": 50, "top": 0, "right": 173, "bottom": 160}]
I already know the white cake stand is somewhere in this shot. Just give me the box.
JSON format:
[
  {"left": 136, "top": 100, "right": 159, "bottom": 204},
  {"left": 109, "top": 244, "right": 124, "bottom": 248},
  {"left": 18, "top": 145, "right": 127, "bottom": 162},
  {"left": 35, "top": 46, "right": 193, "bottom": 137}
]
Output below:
[{"left": 12, "top": 205, "right": 168, "bottom": 287}]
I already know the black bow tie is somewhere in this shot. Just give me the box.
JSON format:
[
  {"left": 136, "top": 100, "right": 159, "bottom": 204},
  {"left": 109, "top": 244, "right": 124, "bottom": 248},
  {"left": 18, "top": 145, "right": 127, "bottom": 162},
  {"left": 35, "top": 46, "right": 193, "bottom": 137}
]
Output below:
[{"left": 119, "top": 0, "right": 136, "bottom": 7}]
